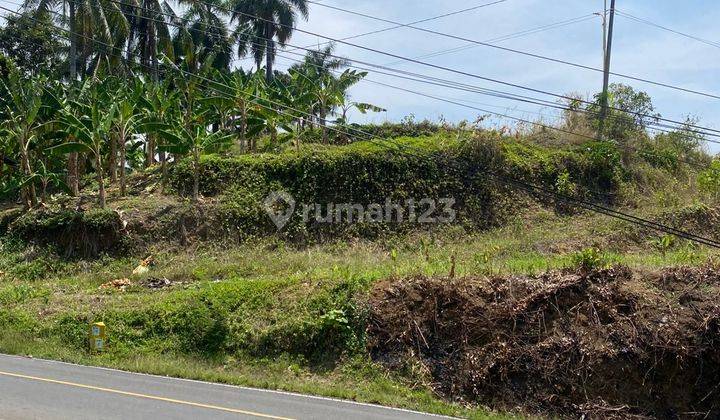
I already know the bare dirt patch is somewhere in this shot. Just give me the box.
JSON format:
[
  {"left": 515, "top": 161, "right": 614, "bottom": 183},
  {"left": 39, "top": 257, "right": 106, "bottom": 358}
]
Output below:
[{"left": 368, "top": 266, "right": 720, "bottom": 419}]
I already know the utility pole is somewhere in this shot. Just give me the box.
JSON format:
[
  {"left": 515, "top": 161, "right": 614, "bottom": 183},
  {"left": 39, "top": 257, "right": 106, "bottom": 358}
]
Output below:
[
  {"left": 602, "top": 0, "right": 608, "bottom": 65},
  {"left": 599, "top": 0, "right": 616, "bottom": 140},
  {"left": 68, "top": 0, "right": 76, "bottom": 81}
]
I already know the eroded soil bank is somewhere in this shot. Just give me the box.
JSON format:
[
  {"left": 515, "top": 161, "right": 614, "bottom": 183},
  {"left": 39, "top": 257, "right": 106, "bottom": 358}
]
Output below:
[{"left": 368, "top": 266, "right": 720, "bottom": 419}]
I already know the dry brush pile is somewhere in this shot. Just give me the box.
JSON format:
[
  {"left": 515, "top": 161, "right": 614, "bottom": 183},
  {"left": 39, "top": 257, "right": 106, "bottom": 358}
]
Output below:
[{"left": 368, "top": 266, "right": 720, "bottom": 419}]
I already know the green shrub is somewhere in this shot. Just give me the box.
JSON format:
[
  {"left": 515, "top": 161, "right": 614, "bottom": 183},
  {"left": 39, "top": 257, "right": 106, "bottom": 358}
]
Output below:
[
  {"left": 169, "top": 136, "right": 625, "bottom": 241},
  {"left": 8, "top": 209, "right": 125, "bottom": 258},
  {"left": 571, "top": 247, "right": 608, "bottom": 271},
  {"left": 699, "top": 160, "right": 720, "bottom": 199},
  {"left": 161, "top": 300, "right": 229, "bottom": 354}
]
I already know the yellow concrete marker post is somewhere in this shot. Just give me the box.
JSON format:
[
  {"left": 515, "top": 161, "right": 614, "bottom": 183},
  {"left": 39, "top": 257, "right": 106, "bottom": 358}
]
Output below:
[{"left": 89, "top": 322, "right": 107, "bottom": 352}]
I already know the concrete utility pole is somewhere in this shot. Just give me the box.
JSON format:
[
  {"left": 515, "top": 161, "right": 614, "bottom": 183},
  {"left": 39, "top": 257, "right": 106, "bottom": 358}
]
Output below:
[
  {"left": 602, "top": 0, "right": 608, "bottom": 64},
  {"left": 599, "top": 0, "right": 616, "bottom": 139}
]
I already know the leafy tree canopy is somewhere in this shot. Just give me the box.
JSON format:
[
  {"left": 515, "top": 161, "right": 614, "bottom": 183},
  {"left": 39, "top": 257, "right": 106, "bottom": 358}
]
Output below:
[{"left": 0, "top": 12, "right": 64, "bottom": 77}]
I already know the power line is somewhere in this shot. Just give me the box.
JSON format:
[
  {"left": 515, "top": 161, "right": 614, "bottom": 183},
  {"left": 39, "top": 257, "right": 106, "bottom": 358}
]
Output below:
[
  {"left": 276, "top": 51, "right": 716, "bottom": 173},
  {"left": 384, "top": 13, "right": 598, "bottom": 67},
  {"left": 53, "top": 0, "right": 720, "bottom": 138},
  {"left": 9, "top": 0, "right": 720, "bottom": 143},
  {"left": 205, "top": 0, "right": 720, "bottom": 134},
  {"left": 283, "top": 0, "right": 509, "bottom": 56},
  {"left": 304, "top": 0, "right": 720, "bottom": 100},
  {"left": 3, "top": 6, "right": 720, "bottom": 250},
  {"left": 616, "top": 10, "right": 720, "bottom": 50},
  {"left": 273, "top": 47, "right": 718, "bottom": 145}
]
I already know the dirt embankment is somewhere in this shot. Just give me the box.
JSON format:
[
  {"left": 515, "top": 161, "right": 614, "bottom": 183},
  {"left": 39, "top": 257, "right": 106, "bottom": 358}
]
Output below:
[{"left": 368, "top": 266, "right": 720, "bottom": 419}]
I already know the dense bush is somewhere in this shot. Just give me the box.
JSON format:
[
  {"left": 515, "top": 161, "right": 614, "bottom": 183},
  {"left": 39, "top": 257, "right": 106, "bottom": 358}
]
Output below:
[
  {"left": 170, "top": 135, "right": 626, "bottom": 241},
  {"left": 8, "top": 208, "right": 125, "bottom": 258},
  {"left": 295, "top": 118, "right": 445, "bottom": 146},
  {"left": 47, "top": 276, "right": 372, "bottom": 362}
]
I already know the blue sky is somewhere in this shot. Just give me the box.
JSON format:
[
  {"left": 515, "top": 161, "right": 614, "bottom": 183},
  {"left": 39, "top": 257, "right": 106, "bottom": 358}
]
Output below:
[
  {"left": 2, "top": 0, "right": 719, "bottom": 147},
  {"left": 276, "top": 0, "right": 720, "bottom": 148}
]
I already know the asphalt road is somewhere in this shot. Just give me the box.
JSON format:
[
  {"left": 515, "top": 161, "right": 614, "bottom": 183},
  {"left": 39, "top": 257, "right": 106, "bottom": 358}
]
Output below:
[{"left": 0, "top": 354, "right": 451, "bottom": 420}]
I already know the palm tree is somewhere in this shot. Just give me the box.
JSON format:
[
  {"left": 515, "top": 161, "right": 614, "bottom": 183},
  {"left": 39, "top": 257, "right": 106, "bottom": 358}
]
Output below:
[
  {"left": 25, "top": 0, "right": 77, "bottom": 79},
  {"left": 31, "top": 0, "right": 129, "bottom": 76},
  {"left": 289, "top": 43, "right": 348, "bottom": 80},
  {"left": 174, "top": 0, "right": 233, "bottom": 72},
  {"left": 30, "top": 0, "right": 129, "bottom": 192},
  {"left": 123, "top": 0, "right": 175, "bottom": 78},
  {"left": 230, "top": 0, "right": 309, "bottom": 82}
]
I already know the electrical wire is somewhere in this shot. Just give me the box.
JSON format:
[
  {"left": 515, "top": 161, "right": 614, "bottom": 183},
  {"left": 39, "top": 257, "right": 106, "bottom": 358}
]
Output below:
[
  {"left": 282, "top": 0, "right": 509, "bottom": 56},
  {"left": 616, "top": 10, "right": 720, "bottom": 50},
  {"left": 51, "top": 0, "right": 720, "bottom": 138},
  {"left": 384, "top": 13, "right": 598, "bottom": 66},
  {"left": 3, "top": 5, "right": 720, "bottom": 250},
  {"left": 304, "top": 0, "right": 720, "bottom": 100}
]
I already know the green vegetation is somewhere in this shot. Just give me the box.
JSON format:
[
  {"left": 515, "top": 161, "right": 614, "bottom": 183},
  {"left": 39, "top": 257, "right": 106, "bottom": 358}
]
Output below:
[
  {"left": 0, "top": 202, "right": 717, "bottom": 418},
  {"left": 2, "top": 1, "right": 720, "bottom": 418}
]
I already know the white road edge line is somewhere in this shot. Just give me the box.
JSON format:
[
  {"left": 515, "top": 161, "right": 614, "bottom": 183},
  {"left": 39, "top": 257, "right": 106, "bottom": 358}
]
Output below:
[{"left": 0, "top": 353, "right": 459, "bottom": 419}]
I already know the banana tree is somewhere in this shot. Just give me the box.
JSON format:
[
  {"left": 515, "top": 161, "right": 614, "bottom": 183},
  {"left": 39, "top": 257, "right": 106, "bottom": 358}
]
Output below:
[
  {"left": 0, "top": 72, "right": 50, "bottom": 208},
  {"left": 138, "top": 78, "right": 179, "bottom": 189},
  {"left": 311, "top": 70, "right": 367, "bottom": 144},
  {"left": 20, "top": 159, "right": 70, "bottom": 203},
  {"left": 269, "top": 74, "right": 313, "bottom": 149},
  {"left": 53, "top": 80, "right": 117, "bottom": 208},
  {"left": 202, "top": 70, "right": 266, "bottom": 152},
  {"left": 111, "top": 79, "right": 145, "bottom": 196},
  {"left": 153, "top": 121, "right": 233, "bottom": 202},
  {"left": 338, "top": 101, "right": 385, "bottom": 125}
]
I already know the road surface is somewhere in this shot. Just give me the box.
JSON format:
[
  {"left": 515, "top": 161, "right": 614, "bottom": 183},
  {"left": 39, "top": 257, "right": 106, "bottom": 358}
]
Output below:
[{"left": 0, "top": 354, "right": 451, "bottom": 419}]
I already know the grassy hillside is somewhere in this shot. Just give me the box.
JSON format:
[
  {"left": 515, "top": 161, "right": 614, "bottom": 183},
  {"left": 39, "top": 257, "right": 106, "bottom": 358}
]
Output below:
[{"left": 1, "top": 131, "right": 719, "bottom": 418}]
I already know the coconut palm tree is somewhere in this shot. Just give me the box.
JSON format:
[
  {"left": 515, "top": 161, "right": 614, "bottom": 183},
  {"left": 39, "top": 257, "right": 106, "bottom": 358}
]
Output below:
[
  {"left": 24, "top": 0, "right": 78, "bottom": 79},
  {"left": 289, "top": 43, "right": 348, "bottom": 80},
  {"left": 174, "top": 0, "right": 233, "bottom": 72},
  {"left": 230, "top": 0, "right": 309, "bottom": 82},
  {"left": 30, "top": 0, "right": 129, "bottom": 77},
  {"left": 122, "top": 0, "right": 175, "bottom": 77}
]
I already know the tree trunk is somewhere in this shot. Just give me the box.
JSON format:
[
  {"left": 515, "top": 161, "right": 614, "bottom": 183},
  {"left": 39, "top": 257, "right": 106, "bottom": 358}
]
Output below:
[
  {"left": 41, "top": 181, "right": 48, "bottom": 204},
  {"left": 239, "top": 104, "right": 247, "bottom": 152},
  {"left": 19, "top": 146, "right": 37, "bottom": 208},
  {"left": 149, "top": 17, "right": 159, "bottom": 82},
  {"left": 192, "top": 148, "right": 200, "bottom": 203},
  {"left": 109, "top": 133, "right": 118, "bottom": 183},
  {"left": 120, "top": 132, "right": 127, "bottom": 196},
  {"left": 126, "top": 17, "right": 135, "bottom": 64},
  {"left": 68, "top": 152, "right": 79, "bottom": 195},
  {"left": 320, "top": 110, "right": 328, "bottom": 144},
  {"left": 160, "top": 151, "right": 167, "bottom": 193},
  {"left": 95, "top": 152, "right": 106, "bottom": 208},
  {"left": 146, "top": 134, "right": 155, "bottom": 168}
]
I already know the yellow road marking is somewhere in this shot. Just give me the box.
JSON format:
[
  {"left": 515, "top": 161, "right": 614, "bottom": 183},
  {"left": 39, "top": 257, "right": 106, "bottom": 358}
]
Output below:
[{"left": 0, "top": 370, "right": 294, "bottom": 420}]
